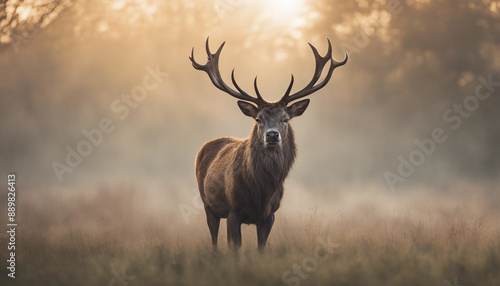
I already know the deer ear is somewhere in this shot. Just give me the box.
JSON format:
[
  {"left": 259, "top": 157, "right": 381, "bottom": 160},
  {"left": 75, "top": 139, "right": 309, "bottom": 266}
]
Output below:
[
  {"left": 237, "top": 101, "right": 258, "bottom": 118},
  {"left": 287, "top": 99, "right": 310, "bottom": 118}
]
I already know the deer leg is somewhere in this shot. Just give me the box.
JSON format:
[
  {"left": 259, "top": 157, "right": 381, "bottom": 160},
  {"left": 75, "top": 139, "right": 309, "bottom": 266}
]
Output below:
[
  {"left": 204, "top": 206, "right": 220, "bottom": 249},
  {"left": 227, "top": 211, "right": 242, "bottom": 249},
  {"left": 257, "top": 213, "right": 275, "bottom": 250}
]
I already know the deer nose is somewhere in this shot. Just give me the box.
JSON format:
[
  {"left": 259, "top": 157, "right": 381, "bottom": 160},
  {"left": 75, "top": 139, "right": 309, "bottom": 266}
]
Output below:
[{"left": 265, "top": 130, "right": 281, "bottom": 143}]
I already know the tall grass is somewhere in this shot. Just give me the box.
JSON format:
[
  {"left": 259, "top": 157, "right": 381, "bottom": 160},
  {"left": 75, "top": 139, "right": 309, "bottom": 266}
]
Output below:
[{"left": 1, "top": 185, "right": 499, "bottom": 286}]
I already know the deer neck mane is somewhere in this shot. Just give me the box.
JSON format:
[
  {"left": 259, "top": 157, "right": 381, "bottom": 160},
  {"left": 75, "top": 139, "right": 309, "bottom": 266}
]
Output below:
[{"left": 244, "top": 125, "right": 297, "bottom": 191}]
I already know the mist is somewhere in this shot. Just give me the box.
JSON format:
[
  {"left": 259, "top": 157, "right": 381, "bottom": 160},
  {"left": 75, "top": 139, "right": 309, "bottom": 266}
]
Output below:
[{"left": 1, "top": 1, "right": 499, "bottom": 200}]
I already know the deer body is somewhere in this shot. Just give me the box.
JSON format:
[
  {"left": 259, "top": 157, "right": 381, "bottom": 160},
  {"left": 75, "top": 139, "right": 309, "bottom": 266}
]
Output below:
[
  {"left": 196, "top": 108, "right": 296, "bottom": 219},
  {"left": 190, "top": 38, "right": 347, "bottom": 249},
  {"left": 196, "top": 133, "right": 295, "bottom": 223}
]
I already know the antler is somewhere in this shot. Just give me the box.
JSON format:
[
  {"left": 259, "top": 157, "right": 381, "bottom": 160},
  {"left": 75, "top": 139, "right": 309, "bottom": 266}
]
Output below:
[
  {"left": 279, "top": 38, "right": 348, "bottom": 105},
  {"left": 189, "top": 37, "right": 266, "bottom": 106}
]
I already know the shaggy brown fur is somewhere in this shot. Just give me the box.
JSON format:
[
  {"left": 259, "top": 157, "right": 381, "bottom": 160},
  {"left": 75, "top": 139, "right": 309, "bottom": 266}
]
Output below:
[{"left": 195, "top": 104, "right": 298, "bottom": 249}]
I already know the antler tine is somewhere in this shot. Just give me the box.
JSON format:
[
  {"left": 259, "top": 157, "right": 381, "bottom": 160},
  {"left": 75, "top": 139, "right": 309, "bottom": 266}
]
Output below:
[
  {"left": 279, "top": 38, "right": 348, "bottom": 105},
  {"left": 253, "top": 77, "right": 264, "bottom": 102},
  {"left": 189, "top": 37, "right": 266, "bottom": 106},
  {"left": 283, "top": 74, "right": 295, "bottom": 97}
]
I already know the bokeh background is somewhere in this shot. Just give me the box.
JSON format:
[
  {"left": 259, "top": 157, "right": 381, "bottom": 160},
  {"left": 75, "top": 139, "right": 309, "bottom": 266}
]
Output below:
[{"left": 1, "top": 0, "right": 500, "bottom": 206}]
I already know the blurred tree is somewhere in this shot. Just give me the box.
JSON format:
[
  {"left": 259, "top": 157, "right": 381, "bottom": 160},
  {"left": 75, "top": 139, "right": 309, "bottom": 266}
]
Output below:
[{"left": 0, "top": 0, "right": 70, "bottom": 53}]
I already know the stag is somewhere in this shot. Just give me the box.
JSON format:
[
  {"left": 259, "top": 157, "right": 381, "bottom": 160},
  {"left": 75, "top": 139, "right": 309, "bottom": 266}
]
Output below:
[{"left": 190, "top": 38, "right": 347, "bottom": 250}]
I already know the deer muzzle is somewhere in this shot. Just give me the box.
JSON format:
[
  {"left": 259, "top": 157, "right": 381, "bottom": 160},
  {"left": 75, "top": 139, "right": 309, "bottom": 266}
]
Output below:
[{"left": 265, "top": 129, "right": 281, "bottom": 144}]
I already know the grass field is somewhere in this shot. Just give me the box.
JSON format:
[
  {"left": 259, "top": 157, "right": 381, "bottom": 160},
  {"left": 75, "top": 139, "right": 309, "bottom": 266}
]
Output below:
[{"left": 1, "top": 185, "right": 499, "bottom": 286}]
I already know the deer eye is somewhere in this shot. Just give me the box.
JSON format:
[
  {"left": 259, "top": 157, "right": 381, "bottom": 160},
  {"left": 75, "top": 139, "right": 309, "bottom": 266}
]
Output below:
[
  {"left": 283, "top": 118, "right": 289, "bottom": 123},
  {"left": 255, "top": 118, "right": 262, "bottom": 123}
]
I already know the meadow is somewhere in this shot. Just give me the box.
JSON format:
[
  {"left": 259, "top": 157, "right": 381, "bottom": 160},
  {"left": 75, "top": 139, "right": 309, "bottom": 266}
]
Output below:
[{"left": 1, "top": 184, "right": 499, "bottom": 286}]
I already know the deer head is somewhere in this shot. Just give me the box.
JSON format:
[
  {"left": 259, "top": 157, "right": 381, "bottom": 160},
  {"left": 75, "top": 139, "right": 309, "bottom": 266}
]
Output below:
[{"left": 189, "top": 37, "right": 347, "bottom": 147}]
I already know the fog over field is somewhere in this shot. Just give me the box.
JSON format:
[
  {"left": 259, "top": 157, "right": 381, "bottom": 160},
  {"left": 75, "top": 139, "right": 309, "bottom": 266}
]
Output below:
[{"left": 0, "top": 0, "right": 499, "bottom": 285}]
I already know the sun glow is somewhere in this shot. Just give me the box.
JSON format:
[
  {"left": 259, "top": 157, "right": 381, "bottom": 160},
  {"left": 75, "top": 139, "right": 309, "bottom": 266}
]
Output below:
[
  {"left": 259, "top": 0, "right": 308, "bottom": 23},
  {"left": 269, "top": 0, "right": 304, "bottom": 15}
]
